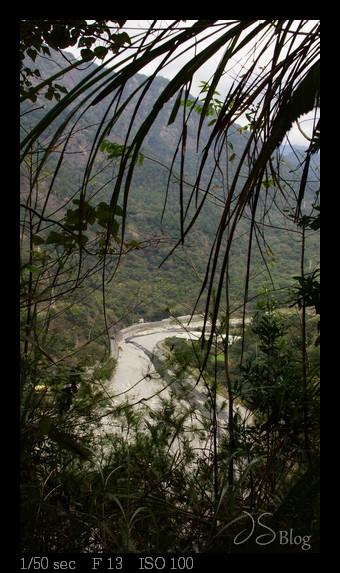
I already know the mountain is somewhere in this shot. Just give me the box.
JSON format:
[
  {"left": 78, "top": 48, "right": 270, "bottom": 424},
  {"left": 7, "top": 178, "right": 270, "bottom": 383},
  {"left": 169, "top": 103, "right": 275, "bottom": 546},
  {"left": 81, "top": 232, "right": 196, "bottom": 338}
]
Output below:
[{"left": 20, "top": 50, "right": 320, "bottom": 361}]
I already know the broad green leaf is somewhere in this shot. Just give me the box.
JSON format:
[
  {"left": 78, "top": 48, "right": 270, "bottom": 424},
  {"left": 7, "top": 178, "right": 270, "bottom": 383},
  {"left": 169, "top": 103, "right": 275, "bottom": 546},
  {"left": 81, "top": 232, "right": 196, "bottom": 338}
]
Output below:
[
  {"left": 41, "top": 46, "right": 51, "bottom": 56},
  {"left": 55, "top": 83, "right": 68, "bottom": 94},
  {"left": 111, "top": 32, "right": 131, "bottom": 46},
  {"left": 26, "top": 48, "right": 37, "bottom": 62},
  {"left": 24, "top": 264, "right": 39, "bottom": 274},
  {"left": 125, "top": 239, "right": 141, "bottom": 249},
  {"left": 80, "top": 48, "right": 94, "bottom": 62},
  {"left": 32, "top": 235, "right": 45, "bottom": 246},
  {"left": 94, "top": 46, "right": 109, "bottom": 60},
  {"left": 45, "top": 231, "right": 65, "bottom": 245},
  {"left": 49, "top": 25, "right": 71, "bottom": 50}
]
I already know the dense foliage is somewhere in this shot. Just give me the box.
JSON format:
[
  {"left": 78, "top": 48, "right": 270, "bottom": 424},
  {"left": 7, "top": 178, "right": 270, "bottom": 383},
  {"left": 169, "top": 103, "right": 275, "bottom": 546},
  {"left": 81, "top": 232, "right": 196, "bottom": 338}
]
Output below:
[{"left": 20, "top": 20, "right": 319, "bottom": 553}]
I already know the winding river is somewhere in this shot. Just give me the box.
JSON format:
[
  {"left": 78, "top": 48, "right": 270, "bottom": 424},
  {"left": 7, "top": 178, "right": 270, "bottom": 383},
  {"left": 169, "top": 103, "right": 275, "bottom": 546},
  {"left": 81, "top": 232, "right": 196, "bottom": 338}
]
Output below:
[{"left": 98, "top": 316, "right": 249, "bottom": 453}]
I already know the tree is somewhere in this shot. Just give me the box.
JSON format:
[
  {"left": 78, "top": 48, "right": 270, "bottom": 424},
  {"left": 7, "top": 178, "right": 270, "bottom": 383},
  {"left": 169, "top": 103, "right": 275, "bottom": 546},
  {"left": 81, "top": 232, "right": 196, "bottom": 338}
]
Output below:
[{"left": 20, "top": 20, "right": 129, "bottom": 101}]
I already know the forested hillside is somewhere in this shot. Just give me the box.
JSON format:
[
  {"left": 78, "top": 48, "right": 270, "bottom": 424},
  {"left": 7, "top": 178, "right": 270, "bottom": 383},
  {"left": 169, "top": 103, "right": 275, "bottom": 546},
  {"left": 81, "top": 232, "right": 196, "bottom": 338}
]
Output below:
[{"left": 21, "top": 49, "right": 319, "bottom": 360}]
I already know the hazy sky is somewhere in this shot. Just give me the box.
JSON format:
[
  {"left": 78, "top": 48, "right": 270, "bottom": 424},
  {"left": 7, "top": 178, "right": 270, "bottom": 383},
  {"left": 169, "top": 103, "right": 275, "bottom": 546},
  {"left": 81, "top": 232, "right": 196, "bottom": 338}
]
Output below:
[{"left": 66, "top": 20, "right": 319, "bottom": 147}]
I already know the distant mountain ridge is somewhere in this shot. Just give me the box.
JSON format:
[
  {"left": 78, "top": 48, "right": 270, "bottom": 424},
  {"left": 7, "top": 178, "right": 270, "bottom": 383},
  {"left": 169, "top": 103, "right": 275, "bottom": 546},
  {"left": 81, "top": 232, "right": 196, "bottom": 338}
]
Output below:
[
  {"left": 21, "top": 49, "right": 319, "bottom": 190},
  {"left": 21, "top": 50, "right": 320, "bottom": 332}
]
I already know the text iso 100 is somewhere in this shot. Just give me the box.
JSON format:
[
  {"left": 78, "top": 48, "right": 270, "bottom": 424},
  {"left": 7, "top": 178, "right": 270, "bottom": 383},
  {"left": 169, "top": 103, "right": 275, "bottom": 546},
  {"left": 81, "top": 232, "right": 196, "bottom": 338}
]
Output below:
[
  {"left": 92, "top": 557, "right": 194, "bottom": 570},
  {"left": 91, "top": 557, "right": 194, "bottom": 570},
  {"left": 139, "top": 557, "right": 194, "bottom": 570}
]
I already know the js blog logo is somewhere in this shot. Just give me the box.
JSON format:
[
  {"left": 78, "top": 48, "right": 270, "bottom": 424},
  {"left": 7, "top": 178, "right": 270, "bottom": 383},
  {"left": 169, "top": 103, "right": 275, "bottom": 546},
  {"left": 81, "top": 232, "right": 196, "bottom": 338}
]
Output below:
[{"left": 234, "top": 511, "right": 312, "bottom": 551}]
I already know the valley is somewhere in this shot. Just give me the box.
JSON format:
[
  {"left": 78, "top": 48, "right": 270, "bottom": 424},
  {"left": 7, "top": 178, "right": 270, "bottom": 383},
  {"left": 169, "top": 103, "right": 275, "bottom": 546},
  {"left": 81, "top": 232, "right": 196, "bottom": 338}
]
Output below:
[
  {"left": 20, "top": 22, "right": 320, "bottom": 554},
  {"left": 97, "top": 314, "right": 250, "bottom": 458}
]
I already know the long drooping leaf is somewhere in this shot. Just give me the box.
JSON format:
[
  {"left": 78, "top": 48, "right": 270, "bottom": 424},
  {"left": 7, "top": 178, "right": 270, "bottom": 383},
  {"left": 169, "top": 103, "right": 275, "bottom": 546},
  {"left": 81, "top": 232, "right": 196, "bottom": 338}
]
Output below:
[
  {"left": 21, "top": 20, "right": 320, "bottom": 358},
  {"left": 89, "top": 20, "right": 218, "bottom": 108}
]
